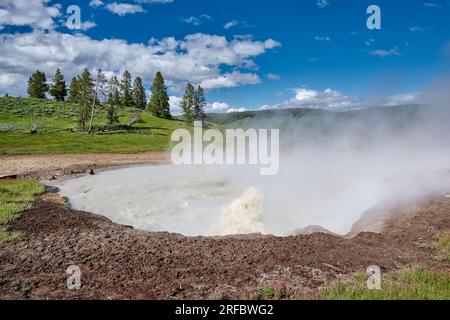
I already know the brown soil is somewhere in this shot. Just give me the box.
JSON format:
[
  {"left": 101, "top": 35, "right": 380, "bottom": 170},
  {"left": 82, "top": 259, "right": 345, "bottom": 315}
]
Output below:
[
  {"left": 0, "top": 190, "right": 449, "bottom": 300},
  {"left": 0, "top": 155, "right": 449, "bottom": 300}
]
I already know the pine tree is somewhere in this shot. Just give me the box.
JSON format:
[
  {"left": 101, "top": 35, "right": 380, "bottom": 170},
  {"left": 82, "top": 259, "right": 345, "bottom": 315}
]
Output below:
[
  {"left": 107, "top": 76, "right": 120, "bottom": 107},
  {"left": 148, "top": 72, "right": 171, "bottom": 119},
  {"left": 132, "top": 76, "right": 146, "bottom": 109},
  {"left": 49, "top": 68, "right": 67, "bottom": 102},
  {"left": 180, "top": 83, "right": 195, "bottom": 123},
  {"left": 67, "top": 77, "right": 81, "bottom": 103},
  {"left": 193, "top": 85, "right": 207, "bottom": 121},
  {"left": 120, "top": 70, "right": 133, "bottom": 107},
  {"left": 106, "top": 76, "right": 120, "bottom": 126},
  {"left": 87, "top": 69, "right": 108, "bottom": 133},
  {"left": 27, "top": 70, "right": 49, "bottom": 99},
  {"left": 78, "top": 68, "right": 94, "bottom": 131}
]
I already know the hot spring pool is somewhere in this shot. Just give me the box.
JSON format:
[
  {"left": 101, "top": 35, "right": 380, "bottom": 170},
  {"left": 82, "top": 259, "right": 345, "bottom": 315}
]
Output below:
[{"left": 52, "top": 159, "right": 449, "bottom": 237}]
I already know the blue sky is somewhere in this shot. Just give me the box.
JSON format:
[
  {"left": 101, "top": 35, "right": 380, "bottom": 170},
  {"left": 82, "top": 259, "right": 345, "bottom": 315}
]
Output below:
[{"left": 0, "top": 0, "right": 449, "bottom": 112}]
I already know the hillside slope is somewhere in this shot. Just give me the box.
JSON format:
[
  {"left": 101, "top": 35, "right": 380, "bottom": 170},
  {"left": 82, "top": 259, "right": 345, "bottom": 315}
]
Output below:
[{"left": 0, "top": 97, "right": 189, "bottom": 155}]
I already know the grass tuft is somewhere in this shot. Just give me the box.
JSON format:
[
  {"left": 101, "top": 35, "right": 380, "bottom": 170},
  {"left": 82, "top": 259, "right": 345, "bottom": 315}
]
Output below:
[
  {"left": 323, "top": 267, "right": 450, "bottom": 300},
  {"left": 0, "top": 228, "right": 24, "bottom": 243},
  {"left": 0, "top": 179, "right": 44, "bottom": 243}
]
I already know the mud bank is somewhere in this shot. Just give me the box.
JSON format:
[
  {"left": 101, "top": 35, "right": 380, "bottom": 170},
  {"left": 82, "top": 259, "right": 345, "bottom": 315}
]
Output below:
[{"left": 0, "top": 189, "right": 449, "bottom": 300}]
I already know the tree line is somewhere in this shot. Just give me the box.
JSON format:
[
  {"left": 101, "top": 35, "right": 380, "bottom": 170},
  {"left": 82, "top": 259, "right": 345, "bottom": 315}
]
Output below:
[{"left": 27, "top": 68, "right": 207, "bottom": 131}]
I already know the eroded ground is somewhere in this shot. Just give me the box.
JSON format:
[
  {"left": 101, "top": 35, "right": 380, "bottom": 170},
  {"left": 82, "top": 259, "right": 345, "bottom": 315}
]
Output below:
[
  {"left": 0, "top": 189, "right": 448, "bottom": 299},
  {"left": 0, "top": 155, "right": 449, "bottom": 300}
]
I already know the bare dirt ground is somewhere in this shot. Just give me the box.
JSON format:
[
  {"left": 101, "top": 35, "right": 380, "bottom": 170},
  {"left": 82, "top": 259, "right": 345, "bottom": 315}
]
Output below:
[
  {"left": 0, "top": 155, "right": 449, "bottom": 300},
  {"left": 0, "top": 152, "right": 169, "bottom": 180}
]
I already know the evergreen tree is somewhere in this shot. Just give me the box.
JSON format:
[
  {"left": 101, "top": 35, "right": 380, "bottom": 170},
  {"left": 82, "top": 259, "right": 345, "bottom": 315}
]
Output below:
[
  {"left": 132, "top": 76, "right": 146, "bottom": 109},
  {"left": 27, "top": 70, "right": 49, "bottom": 99},
  {"left": 193, "top": 85, "right": 207, "bottom": 121},
  {"left": 107, "top": 76, "right": 121, "bottom": 107},
  {"left": 147, "top": 72, "right": 171, "bottom": 119},
  {"left": 78, "top": 68, "right": 94, "bottom": 131},
  {"left": 106, "top": 76, "right": 120, "bottom": 126},
  {"left": 67, "top": 77, "right": 81, "bottom": 103},
  {"left": 49, "top": 68, "right": 67, "bottom": 102},
  {"left": 120, "top": 70, "right": 133, "bottom": 107},
  {"left": 180, "top": 83, "right": 195, "bottom": 123},
  {"left": 87, "top": 69, "right": 108, "bottom": 133}
]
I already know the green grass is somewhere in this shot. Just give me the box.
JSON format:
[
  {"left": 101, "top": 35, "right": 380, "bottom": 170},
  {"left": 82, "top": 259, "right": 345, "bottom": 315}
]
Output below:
[
  {"left": 0, "top": 228, "right": 24, "bottom": 243},
  {"left": 433, "top": 231, "right": 450, "bottom": 261},
  {"left": 0, "top": 96, "right": 191, "bottom": 155},
  {"left": 323, "top": 267, "right": 450, "bottom": 300},
  {"left": 0, "top": 179, "right": 44, "bottom": 243}
]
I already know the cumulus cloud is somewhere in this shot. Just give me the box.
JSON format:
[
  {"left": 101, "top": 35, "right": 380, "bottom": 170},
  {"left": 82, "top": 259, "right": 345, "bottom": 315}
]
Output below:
[
  {"left": 105, "top": 2, "right": 145, "bottom": 16},
  {"left": 168, "top": 99, "right": 247, "bottom": 115},
  {"left": 0, "top": 0, "right": 61, "bottom": 30},
  {"left": 0, "top": 31, "right": 280, "bottom": 95},
  {"left": 259, "top": 88, "right": 421, "bottom": 112}
]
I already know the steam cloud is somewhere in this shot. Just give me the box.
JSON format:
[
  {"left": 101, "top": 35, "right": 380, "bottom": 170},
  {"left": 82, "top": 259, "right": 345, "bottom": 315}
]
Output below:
[{"left": 54, "top": 80, "right": 450, "bottom": 236}]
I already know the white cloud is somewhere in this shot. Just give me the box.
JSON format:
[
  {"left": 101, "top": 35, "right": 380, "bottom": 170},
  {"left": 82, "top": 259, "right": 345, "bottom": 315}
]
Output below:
[
  {"left": 169, "top": 95, "right": 182, "bottom": 114},
  {"left": 267, "top": 73, "right": 281, "bottom": 81},
  {"left": 80, "top": 21, "right": 97, "bottom": 31},
  {"left": 409, "top": 26, "right": 425, "bottom": 32},
  {"left": 0, "top": 31, "right": 280, "bottom": 96},
  {"left": 365, "top": 38, "right": 375, "bottom": 46},
  {"left": 259, "top": 88, "right": 421, "bottom": 112},
  {"left": 0, "top": 0, "right": 61, "bottom": 30},
  {"left": 209, "top": 102, "right": 232, "bottom": 112},
  {"left": 224, "top": 20, "right": 239, "bottom": 29},
  {"left": 227, "top": 107, "right": 248, "bottom": 113},
  {"left": 200, "top": 71, "right": 260, "bottom": 90},
  {"left": 316, "top": 0, "right": 330, "bottom": 8},
  {"left": 424, "top": 2, "right": 442, "bottom": 8},
  {"left": 135, "top": 0, "right": 175, "bottom": 3},
  {"left": 105, "top": 2, "right": 145, "bottom": 16},
  {"left": 369, "top": 47, "right": 401, "bottom": 57},
  {"left": 182, "top": 14, "right": 213, "bottom": 26},
  {"left": 89, "top": 0, "right": 104, "bottom": 8},
  {"left": 169, "top": 99, "right": 247, "bottom": 114},
  {"left": 314, "top": 36, "right": 331, "bottom": 42}
]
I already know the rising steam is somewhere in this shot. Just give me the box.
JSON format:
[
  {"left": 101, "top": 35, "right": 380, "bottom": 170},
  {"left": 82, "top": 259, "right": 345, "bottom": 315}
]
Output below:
[{"left": 54, "top": 81, "right": 450, "bottom": 237}]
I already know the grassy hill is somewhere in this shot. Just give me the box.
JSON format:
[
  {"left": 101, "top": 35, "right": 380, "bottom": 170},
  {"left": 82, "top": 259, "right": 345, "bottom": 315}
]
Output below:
[{"left": 0, "top": 97, "right": 189, "bottom": 155}]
